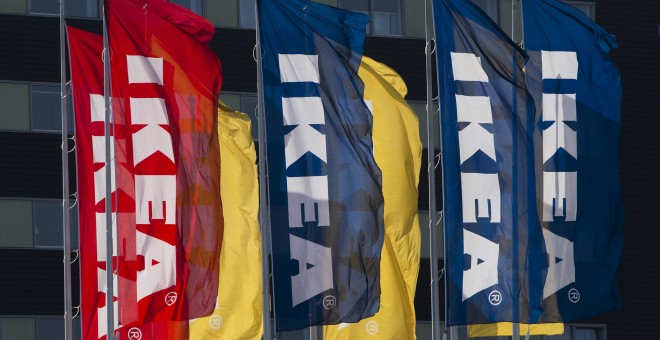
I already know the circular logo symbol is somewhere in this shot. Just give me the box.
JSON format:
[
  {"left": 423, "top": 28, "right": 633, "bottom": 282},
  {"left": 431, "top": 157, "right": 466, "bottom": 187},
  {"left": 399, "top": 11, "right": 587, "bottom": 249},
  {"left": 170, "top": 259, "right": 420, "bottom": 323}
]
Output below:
[
  {"left": 165, "top": 292, "right": 178, "bottom": 306},
  {"left": 209, "top": 315, "right": 223, "bottom": 329},
  {"left": 568, "top": 288, "right": 580, "bottom": 303},
  {"left": 365, "top": 321, "right": 379, "bottom": 335},
  {"left": 323, "top": 295, "right": 337, "bottom": 310},
  {"left": 488, "top": 290, "right": 503, "bottom": 306},
  {"left": 127, "top": 327, "right": 142, "bottom": 340}
]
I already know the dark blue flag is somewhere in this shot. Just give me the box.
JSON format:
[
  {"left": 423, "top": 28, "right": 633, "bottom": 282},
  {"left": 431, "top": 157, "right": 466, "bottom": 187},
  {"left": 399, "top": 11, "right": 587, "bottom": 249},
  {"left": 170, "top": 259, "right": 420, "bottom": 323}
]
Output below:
[
  {"left": 257, "top": 0, "right": 385, "bottom": 331},
  {"left": 523, "top": 0, "right": 624, "bottom": 323},
  {"left": 434, "top": 0, "right": 543, "bottom": 326}
]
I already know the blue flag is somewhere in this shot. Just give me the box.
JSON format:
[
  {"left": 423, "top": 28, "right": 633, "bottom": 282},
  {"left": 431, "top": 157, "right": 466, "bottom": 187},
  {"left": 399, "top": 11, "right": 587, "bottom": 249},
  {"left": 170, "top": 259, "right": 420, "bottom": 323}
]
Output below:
[
  {"left": 434, "top": 0, "right": 543, "bottom": 326},
  {"left": 257, "top": 0, "right": 385, "bottom": 331},
  {"left": 523, "top": 0, "right": 623, "bottom": 323}
]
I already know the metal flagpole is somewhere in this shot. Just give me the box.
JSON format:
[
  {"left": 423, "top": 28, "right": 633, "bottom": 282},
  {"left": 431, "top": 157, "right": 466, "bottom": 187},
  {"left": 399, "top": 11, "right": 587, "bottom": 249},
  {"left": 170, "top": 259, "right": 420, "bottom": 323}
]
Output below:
[
  {"left": 511, "top": 1, "right": 521, "bottom": 339},
  {"left": 102, "top": 1, "right": 115, "bottom": 339},
  {"left": 59, "top": 0, "right": 73, "bottom": 339},
  {"left": 425, "top": 0, "right": 442, "bottom": 339},
  {"left": 255, "top": 1, "right": 274, "bottom": 339}
]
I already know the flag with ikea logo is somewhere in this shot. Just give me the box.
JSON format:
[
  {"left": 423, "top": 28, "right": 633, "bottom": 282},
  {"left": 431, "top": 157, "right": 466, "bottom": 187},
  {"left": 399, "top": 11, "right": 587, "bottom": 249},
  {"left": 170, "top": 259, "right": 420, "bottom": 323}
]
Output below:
[
  {"left": 523, "top": 0, "right": 623, "bottom": 324},
  {"left": 258, "top": 0, "right": 385, "bottom": 331},
  {"left": 434, "top": 0, "right": 544, "bottom": 326},
  {"left": 323, "top": 56, "right": 422, "bottom": 339}
]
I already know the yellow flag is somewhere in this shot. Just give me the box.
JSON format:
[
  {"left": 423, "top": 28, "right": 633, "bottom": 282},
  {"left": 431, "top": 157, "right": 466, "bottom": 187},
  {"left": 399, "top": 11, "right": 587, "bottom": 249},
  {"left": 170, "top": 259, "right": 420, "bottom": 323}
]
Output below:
[
  {"left": 188, "top": 101, "right": 263, "bottom": 340},
  {"left": 323, "top": 56, "right": 422, "bottom": 340},
  {"left": 468, "top": 322, "right": 564, "bottom": 337}
]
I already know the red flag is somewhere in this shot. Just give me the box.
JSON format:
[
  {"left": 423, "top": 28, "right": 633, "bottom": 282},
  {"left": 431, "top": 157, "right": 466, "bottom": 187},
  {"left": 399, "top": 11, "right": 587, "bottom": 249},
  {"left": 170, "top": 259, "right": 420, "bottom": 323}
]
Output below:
[{"left": 68, "top": 0, "right": 223, "bottom": 337}]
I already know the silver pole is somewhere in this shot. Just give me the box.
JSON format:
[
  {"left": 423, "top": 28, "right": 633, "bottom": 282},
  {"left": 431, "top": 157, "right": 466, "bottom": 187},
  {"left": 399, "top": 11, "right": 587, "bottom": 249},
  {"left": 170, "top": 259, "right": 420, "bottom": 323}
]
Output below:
[
  {"left": 60, "top": 0, "right": 73, "bottom": 339},
  {"left": 425, "top": 0, "right": 442, "bottom": 339},
  {"left": 511, "top": 2, "right": 522, "bottom": 339},
  {"left": 102, "top": 1, "right": 115, "bottom": 339},
  {"left": 255, "top": 2, "right": 273, "bottom": 339}
]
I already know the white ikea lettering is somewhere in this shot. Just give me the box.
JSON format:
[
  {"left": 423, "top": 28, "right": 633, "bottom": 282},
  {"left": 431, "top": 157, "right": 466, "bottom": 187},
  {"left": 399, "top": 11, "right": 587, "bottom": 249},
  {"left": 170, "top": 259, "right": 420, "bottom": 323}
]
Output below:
[
  {"left": 279, "top": 53, "right": 334, "bottom": 304},
  {"left": 127, "top": 55, "right": 178, "bottom": 304},
  {"left": 93, "top": 153, "right": 116, "bottom": 204},
  {"left": 458, "top": 123, "right": 497, "bottom": 164},
  {"left": 541, "top": 51, "right": 578, "bottom": 80},
  {"left": 290, "top": 234, "right": 333, "bottom": 307},
  {"left": 278, "top": 54, "right": 320, "bottom": 83},
  {"left": 542, "top": 93, "right": 577, "bottom": 163},
  {"left": 450, "top": 52, "right": 489, "bottom": 82},
  {"left": 92, "top": 135, "right": 115, "bottom": 164},
  {"left": 461, "top": 173, "right": 501, "bottom": 223},
  {"left": 284, "top": 124, "right": 327, "bottom": 168},
  {"left": 127, "top": 55, "right": 164, "bottom": 85},
  {"left": 462, "top": 229, "right": 499, "bottom": 301},
  {"left": 543, "top": 171, "right": 577, "bottom": 222},
  {"left": 135, "top": 175, "right": 176, "bottom": 224},
  {"left": 132, "top": 123, "right": 176, "bottom": 165},
  {"left": 136, "top": 230, "right": 177, "bottom": 300},
  {"left": 286, "top": 176, "right": 330, "bottom": 228},
  {"left": 542, "top": 229, "right": 575, "bottom": 299},
  {"left": 95, "top": 212, "right": 117, "bottom": 259},
  {"left": 450, "top": 52, "right": 502, "bottom": 300},
  {"left": 96, "top": 268, "right": 119, "bottom": 338},
  {"left": 542, "top": 51, "right": 578, "bottom": 222},
  {"left": 282, "top": 97, "right": 325, "bottom": 125},
  {"left": 130, "top": 97, "right": 169, "bottom": 124},
  {"left": 90, "top": 94, "right": 106, "bottom": 122}
]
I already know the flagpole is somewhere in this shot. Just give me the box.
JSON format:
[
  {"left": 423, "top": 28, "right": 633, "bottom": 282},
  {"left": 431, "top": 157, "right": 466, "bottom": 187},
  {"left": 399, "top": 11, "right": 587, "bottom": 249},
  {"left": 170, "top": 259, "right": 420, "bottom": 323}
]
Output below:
[
  {"left": 425, "top": 0, "right": 442, "bottom": 339},
  {"left": 511, "top": 1, "right": 521, "bottom": 339},
  {"left": 102, "top": 1, "right": 116, "bottom": 339},
  {"left": 255, "top": 1, "right": 274, "bottom": 339},
  {"left": 60, "top": 0, "right": 74, "bottom": 339}
]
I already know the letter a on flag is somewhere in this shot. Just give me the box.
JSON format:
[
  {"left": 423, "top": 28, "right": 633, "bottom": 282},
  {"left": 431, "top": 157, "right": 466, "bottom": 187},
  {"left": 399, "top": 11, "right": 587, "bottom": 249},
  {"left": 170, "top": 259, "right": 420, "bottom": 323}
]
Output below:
[{"left": 258, "top": 0, "right": 385, "bottom": 331}]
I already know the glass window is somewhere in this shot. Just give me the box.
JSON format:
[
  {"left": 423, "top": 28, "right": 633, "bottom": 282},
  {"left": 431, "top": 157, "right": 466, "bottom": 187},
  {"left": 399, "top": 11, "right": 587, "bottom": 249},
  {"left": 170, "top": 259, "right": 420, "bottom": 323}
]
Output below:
[
  {"left": 34, "top": 200, "right": 63, "bottom": 248},
  {"left": 471, "top": 0, "right": 499, "bottom": 24},
  {"left": 372, "top": 0, "right": 403, "bottom": 36},
  {"left": 28, "top": 0, "right": 98, "bottom": 18},
  {"left": 33, "top": 200, "right": 79, "bottom": 249},
  {"left": 241, "top": 94, "right": 258, "bottom": 139},
  {"left": 239, "top": 0, "right": 256, "bottom": 28},
  {"left": 30, "top": 84, "right": 74, "bottom": 133},
  {"left": 338, "top": 0, "right": 403, "bottom": 36},
  {"left": 169, "top": 0, "right": 203, "bottom": 15},
  {"left": 564, "top": 1, "right": 595, "bottom": 20}
]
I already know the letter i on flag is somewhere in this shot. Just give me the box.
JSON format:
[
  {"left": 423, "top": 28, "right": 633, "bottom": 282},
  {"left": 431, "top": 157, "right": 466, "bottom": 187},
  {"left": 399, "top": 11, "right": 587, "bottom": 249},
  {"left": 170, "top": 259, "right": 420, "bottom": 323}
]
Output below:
[
  {"left": 323, "top": 56, "right": 422, "bottom": 340},
  {"left": 523, "top": 0, "right": 623, "bottom": 323},
  {"left": 258, "top": 0, "right": 385, "bottom": 331},
  {"left": 69, "top": 0, "right": 224, "bottom": 337}
]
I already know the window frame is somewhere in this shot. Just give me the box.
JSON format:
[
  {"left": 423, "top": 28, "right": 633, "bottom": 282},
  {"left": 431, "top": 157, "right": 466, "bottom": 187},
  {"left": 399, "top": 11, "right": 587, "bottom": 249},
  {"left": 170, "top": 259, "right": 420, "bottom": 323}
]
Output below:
[
  {"left": 26, "top": 0, "right": 100, "bottom": 19},
  {"left": 338, "top": 0, "right": 405, "bottom": 37},
  {"left": 0, "top": 198, "right": 79, "bottom": 250}
]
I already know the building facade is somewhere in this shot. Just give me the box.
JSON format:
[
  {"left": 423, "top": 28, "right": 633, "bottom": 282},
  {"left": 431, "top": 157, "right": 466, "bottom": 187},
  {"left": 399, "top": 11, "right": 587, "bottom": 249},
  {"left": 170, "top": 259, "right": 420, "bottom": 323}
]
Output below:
[{"left": 0, "top": 0, "right": 658, "bottom": 339}]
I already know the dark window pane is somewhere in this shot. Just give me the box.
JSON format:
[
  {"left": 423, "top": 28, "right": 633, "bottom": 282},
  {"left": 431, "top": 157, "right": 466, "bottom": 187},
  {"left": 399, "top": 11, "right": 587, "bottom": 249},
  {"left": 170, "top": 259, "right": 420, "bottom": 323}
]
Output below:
[
  {"left": 241, "top": 94, "right": 258, "bottom": 139},
  {"left": 66, "top": 0, "right": 98, "bottom": 18},
  {"left": 169, "top": 0, "right": 203, "bottom": 15},
  {"left": 38, "top": 318, "right": 64, "bottom": 340},
  {"left": 338, "top": 0, "right": 368, "bottom": 12},
  {"left": 372, "top": 0, "right": 399, "bottom": 13},
  {"left": 34, "top": 200, "right": 63, "bottom": 248},
  {"left": 470, "top": 0, "right": 499, "bottom": 24},
  {"left": 239, "top": 0, "right": 256, "bottom": 28},
  {"left": 31, "top": 84, "right": 61, "bottom": 131},
  {"left": 29, "top": 0, "right": 58, "bottom": 15}
]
